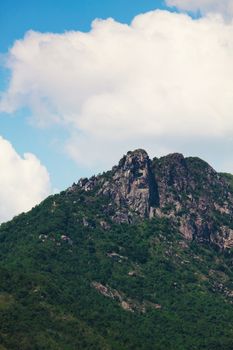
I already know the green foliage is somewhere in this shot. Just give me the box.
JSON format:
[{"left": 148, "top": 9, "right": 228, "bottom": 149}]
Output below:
[
  {"left": 0, "top": 188, "right": 233, "bottom": 349},
  {"left": 220, "top": 172, "right": 233, "bottom": 193}
]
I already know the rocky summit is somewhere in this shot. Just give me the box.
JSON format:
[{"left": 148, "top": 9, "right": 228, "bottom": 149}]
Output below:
[
  {"left": 1, "top": 149, "right": 233, "bottom": 349},
  {"left": 75, "top": 149, "right": 233, "bottom": 249}
]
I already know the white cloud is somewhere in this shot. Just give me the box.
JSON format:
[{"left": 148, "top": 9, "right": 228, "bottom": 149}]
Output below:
[
  {"left": 1, "top": 10, "right": 233, "bottom": 171},
  {"left": 166, "top": 0, "right": 233, "bottom": 18},
  {"left": 0, "top": 136, "right": 51, "bottom": 223}
]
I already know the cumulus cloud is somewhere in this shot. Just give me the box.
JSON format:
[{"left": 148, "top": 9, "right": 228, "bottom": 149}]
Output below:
[
  {"left": 0, "top": 136, "right": 51, "bottom": 223},
  {"left": 1, "top": 10, "right": 233, "bottom": 171},
  {"left": 166, "top": 0, "right": 233, "bottom": 18}
]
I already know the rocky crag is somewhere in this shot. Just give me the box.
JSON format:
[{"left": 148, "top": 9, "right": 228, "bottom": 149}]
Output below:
[{"left": 73, "top": 149, "right": 233, "bottom": 249}]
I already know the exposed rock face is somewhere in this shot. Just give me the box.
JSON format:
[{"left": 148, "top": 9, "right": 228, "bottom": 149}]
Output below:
[
  {"left": 91, "top": 281, "right": 159, "bottom": 313},
  {"left": 93, "top": 149, "right": 158, "bottom": 222},
  {"left": 153, "top": 154, "right": 233, "bottom": 246},
  {"left": 214, "top": 226, "right": 233, "bottom": 249},
  {"left": 76, "top": 149, "right": 233, "bottom": 249},
  {"left": 99, "top": 149, "right": 159, "bottom": 220}
]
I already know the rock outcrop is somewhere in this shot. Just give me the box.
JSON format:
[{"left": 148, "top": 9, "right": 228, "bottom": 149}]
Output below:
[
  {"left": 75, "top": 149, "right": 233, "bottom": 249},
  {"left": 153, "top": 154, "right": 233, "bottom": 246},
  {"left": 99, "top": 149, "right": 159, "bottom": 220}
]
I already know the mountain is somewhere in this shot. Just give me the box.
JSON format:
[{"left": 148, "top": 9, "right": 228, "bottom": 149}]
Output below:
[
  {"left": 75, "top": 149, "right": 233, "bottom": 248},
  {"left": 0, "top": 149, "right": 233, "bottom": 349}
]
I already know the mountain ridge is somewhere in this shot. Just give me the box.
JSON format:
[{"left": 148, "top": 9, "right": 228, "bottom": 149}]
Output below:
[{"left": 70, "top": 149, "right": 233, "bottom": 249}]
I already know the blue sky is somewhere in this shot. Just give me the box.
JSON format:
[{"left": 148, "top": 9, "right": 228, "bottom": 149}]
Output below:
[
  {"left": 0, "top": 1, "right": 168, "bottom": 53},
  {"left": 0, "top": 0, "right": 233, "bottom": 222}
]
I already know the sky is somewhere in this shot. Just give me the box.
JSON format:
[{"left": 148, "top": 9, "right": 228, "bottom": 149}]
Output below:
[{"left": 0, "top": 0, "right": 233, "bottom": 223}]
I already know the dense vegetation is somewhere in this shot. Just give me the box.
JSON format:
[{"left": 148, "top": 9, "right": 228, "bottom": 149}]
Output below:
[
  {"left": 0, "top": 182, "right": 233, "bottom": 349},
  {"left": 221, "top": 172, "right": 233, "bottom": 192}
]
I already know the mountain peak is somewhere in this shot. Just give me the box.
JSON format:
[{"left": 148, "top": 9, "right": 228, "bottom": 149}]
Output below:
[
  {"left": 126, "top": 148, "right": 148, "bottom": 156},
  {"left": 101, "top": 149, "right": 157, "bottom": 220},
  {"left": 126, "top": 148, "right": 149, "bottom": 158},
  {"left": 75, "top": 149, "right": 233, "bottom": 249},
  {"left": 118, "top": 149, "right": 149, "bottom": 169}
]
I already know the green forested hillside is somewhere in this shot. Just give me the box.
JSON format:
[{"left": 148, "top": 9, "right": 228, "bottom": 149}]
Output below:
[
  {"left": 0, "top": 183, "right": 233, "bottom": 350},
  {"left": 220, "top": 172, "right": 233, "bottom": 192}
]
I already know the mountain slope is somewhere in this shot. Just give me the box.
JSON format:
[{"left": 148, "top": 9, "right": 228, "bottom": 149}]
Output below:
[{"left": 0, "top": 150, "right": 233, "bottom": 349}]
